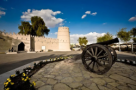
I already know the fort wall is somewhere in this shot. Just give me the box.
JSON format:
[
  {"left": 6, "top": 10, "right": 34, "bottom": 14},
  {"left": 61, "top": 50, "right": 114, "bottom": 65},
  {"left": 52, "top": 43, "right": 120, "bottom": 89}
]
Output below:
[{"left": 1, "top": 26, "right": 71, "bottom": 52}]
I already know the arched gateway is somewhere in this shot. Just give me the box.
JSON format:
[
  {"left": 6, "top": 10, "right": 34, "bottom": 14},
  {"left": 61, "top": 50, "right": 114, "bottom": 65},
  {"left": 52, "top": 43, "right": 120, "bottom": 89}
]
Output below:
[{"left": 18, "top": 42, "right": 25, "bottom": 51}]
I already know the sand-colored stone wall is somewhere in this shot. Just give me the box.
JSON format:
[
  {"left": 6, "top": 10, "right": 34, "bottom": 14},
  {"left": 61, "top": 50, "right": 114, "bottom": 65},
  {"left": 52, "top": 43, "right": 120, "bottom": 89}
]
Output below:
[
  {"left": 1, "top": 26, "right": 71, "bottom": 52},
  {"left": 57, "top": 27, "right": 71, "bottom": 51}
]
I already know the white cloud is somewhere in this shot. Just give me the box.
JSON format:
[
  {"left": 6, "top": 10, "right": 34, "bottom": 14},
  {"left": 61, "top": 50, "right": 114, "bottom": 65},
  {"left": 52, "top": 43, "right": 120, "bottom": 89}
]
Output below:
[
  {"left": 70, "top": 32, "right": 106, "bottom": 44},
  {"left": 59, "top": 23, "right": 64, "bottom": 26},
  {"left": 103, "top": 23, "right": 107, "bottom": 25},
  {"left": 0, "top": 7, "right": 6, "bottom": 10},
  {"left": 54, "top": 32, "right": 58, "bottom": 35},
  {"left": 21, "top": 9, "right": 64, "bottom": 27},
  {"left": 85, "top": 11, "right": 91, "bottom": 14},
  {"left": 70, "top": 32, "right": 133, "bottom": 44},
  {"left": 91, "top": 12, "right": 97, "bottom": 16},
  {"left": 81, "top": 14, "right": 86, "bottom": 19},
  {"left": 0, "top": 11, "right": 6, "bottom": 15},
  {"left": 81, "top": 11, "right": 97, "bottom": 19},
  {"left": 129, "top": 15, "right": 136, "bottom": 21}
]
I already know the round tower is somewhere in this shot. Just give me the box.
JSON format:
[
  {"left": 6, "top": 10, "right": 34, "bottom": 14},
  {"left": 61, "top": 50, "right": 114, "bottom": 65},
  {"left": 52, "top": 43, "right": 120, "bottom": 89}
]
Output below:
[{"left": 57, "top": 27, "right": 71, "bottom": 51}]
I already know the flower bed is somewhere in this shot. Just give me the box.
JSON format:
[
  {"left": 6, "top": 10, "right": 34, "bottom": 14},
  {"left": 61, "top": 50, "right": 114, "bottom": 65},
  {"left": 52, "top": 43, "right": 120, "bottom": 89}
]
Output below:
[{"left": 4, "top": 56, "right": 73, "bottom": 90}]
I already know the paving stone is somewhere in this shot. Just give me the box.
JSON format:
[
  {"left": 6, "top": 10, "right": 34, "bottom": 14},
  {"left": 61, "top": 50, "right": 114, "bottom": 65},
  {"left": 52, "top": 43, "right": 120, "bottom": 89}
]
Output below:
[
  {"left": 91, "top": 78, "right": 106, "bottom": 85},
  {"left": 108, "top": 82, "right": 120, "bottom": 87},
  {"left": 128, "top": 84, "right": 136, "bottom": 90},
  {"left": 102, "top": 78, "right": 115, "bottom": 83},
  {"left": 61, "top": 73, "right": 71, "bottom": 77},
  {"left": 106, "top": 84, "right": 119, "bottom": 90},
  {"left": 82, "top": 79, "right": 93, "bottom": 88},
  {"left": 117, "top": 72, "right": 130, "bottom": 77},
  {"left": 73, "top": 76, "right": 84, "bottom": 82},
  {"left": 110, "top": 74, "right": 136, "bottom": 85},
  {"left": 30, "top": 78, "right": 38, "bottom": 83},
  {"left": 38, "top": 85, "right": 52, "bottom": 90},
  {"left": 117, "top": 85, "right": 132, "bottom": 90},
  {"left": 61, "top": 77, "right": 74, "bottom": 83},
  {"left": 68, "top": 82, "right": 82, "bottom": 88},
  {"left": 55, "top": 76, "right": 63, "bottom": 80},
  {"left": 39, "top": 77, "right": 48, "bottom": 81},
  {"left": 97, "top": 85, "right": 109, "bottom": 90},
  {"left": 130, "top": 75, "right": 136, "bottom": 81},
  {"left": 32, "top": 74, "right": 43, "bottom": 79},
  {"left": 73, "top": 89, "right": 79, "bottom": 90},
  {"left": 70, "top": 72, "right": 83, "bottom": 77},
  {"left": 72, "top": 67, "right": 81, "bottom": 73},
  {"left": 44, "top": 75, "right": 55, "bottom": 78},
  {"left": 46, "top": 78, "right": 57, "bottom": 85},
  {"left": 53, "top": 83, "right": 71, "bottom": 90},
  {"left": 50, "top": 72, "right": 59, "bottom": 76},
  {"left": 89, "top": 73, "right": 104, "bottom": 78},
  {"left": 88, "top": 83, "right": 99, "bottom": 90},
  {"left": 35, "top": 81, "right": 45, "bottom": 88},
  {"left": 83, "top": 72, "right": 91, "bottom": 78},
  {"left": 80, "top": 86, "right": 90, "bottom": 90}
]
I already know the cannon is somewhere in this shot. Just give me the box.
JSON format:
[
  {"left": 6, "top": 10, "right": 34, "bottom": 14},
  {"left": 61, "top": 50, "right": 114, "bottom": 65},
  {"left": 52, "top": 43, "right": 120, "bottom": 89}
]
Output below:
[{"left": 81, "top": 38, "right": 119, "bottom": 75}]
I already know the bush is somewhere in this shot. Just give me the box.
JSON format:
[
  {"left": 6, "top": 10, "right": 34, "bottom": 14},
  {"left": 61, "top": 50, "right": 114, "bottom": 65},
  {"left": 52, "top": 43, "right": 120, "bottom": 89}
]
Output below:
[{"left": 133, "top": 37, "right": 136, "bottom": 43}]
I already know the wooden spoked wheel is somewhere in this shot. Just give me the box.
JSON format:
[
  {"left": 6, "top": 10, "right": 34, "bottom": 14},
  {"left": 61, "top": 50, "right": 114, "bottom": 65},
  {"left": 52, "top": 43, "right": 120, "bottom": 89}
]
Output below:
[
  {"left": 81, "top": 44, "right": 113, "bottom": 75},
  {"left": 106, "top": 46, "right": 117, "bottom": 64}
]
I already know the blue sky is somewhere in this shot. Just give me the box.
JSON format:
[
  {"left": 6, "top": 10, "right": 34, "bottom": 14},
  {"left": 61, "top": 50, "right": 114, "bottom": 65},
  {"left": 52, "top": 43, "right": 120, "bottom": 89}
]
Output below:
[{"left": 0, "top": 0, "right": 136, "bottom": 44}]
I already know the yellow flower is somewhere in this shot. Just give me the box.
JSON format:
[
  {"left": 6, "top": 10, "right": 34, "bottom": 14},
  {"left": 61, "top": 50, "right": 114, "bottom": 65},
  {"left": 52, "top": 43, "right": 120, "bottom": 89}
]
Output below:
[
  {"left": 24, "top": 79, "right": 27, "bottom": 81},
  {"left": 7, "top": 78, "right": 10, "bottom": 81},
  {"left": 22, "top": 78, "right": 24, "bottom": 81},
  {"left": 11, "top": 82, "right": 14, "bottom": 85},
  {"left": 30, "top": 84, "right": 32, "bottom": 87},
  {"left": 26, "top": 76, "right": 29, "bottom": 79},
  {"left": 23, "top": 73, "right": 25, "bottom": 76},
  {"left": 32, "top": 81, "right": 36, "bottom": 86},
  {"left": 4, "top": 82, "right": 8, "bottom": 86},
  {"left": 8, "top": 79, "right": 11, "bottom": 82},
  {"left": 29, "top": 78, "right": 30, "bottom": 80},
  {"left": 6, "top": 88, "right": 10, "bottom": 90}
]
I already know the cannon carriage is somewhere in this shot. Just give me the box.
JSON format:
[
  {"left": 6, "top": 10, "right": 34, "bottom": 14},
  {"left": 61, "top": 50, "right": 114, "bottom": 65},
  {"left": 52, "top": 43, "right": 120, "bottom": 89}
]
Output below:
[{"left": 81, "top": 38, "right": 119, "bottom": 75}]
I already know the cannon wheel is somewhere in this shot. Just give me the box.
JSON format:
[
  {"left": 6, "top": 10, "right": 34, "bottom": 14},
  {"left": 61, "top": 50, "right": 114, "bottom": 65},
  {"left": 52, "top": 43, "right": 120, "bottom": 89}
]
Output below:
[
  {"left": 81, "top": 44, "right": 113, "bottom": 75},
  {"left": 106, "top": 46, "right": 117, "bottom": 64}
]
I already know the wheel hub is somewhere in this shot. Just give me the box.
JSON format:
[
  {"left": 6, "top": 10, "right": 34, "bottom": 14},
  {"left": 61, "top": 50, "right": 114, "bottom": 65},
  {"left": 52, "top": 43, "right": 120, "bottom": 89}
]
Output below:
[{"left": 91, "top": 56, "right": 98, "bottom": 61}]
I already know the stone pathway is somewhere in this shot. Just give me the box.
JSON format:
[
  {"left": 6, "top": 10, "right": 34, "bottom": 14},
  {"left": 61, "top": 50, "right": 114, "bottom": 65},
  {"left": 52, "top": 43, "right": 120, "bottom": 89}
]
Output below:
[{"left": 30, "top": 59, "right": 136, "bottom": 90}]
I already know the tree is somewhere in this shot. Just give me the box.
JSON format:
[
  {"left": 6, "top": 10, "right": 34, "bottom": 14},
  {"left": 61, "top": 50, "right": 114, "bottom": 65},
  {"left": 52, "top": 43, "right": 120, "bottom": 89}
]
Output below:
[
  {"left": 117, "top": 28, "right": 131, "bottom": 50},
  {"left": 130, "top": 27, "right": 136, "bottom": 37},
  {"left": 77, "top": 37, "right": 88, "bottom": 50},
  {"left": 77, "top": 37, "right": 84, "bottom": 46},
  {"left": 97, "top": 32, "right": 113, "bottom": 43},
  {"left": 18, "top": 16, "right": 50, "bottom": 36},
  {"left": 18, "top": 21, "right": 32, "bottom": 35},
  {"left": 129, "top": 27, "right": 136, "bottom": 43},
  {"left": 82, "top": 37, "right": 88, "bottom": 46}
]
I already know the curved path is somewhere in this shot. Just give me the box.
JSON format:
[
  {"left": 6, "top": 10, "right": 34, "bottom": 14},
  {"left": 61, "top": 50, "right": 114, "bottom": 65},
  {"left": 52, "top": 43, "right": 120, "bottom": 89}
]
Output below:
[{"left": 30, "top": 58, "right": 136, "bottom": 90}]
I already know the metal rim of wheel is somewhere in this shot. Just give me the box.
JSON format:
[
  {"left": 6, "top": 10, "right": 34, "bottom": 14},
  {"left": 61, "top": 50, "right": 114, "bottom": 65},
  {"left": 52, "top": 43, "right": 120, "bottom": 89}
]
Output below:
[
  {"left": 106, "top": 46, "right": 117, "bottom": 64},
  {"left": 81, "top": 44, "right": 113, "bottom": 75}
]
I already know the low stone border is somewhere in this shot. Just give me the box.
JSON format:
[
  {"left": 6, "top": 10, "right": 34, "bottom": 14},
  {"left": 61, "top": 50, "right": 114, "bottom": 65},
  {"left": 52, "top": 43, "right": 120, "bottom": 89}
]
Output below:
[{"left": 116, "top": 59, "right": 136, "bottom": 65}]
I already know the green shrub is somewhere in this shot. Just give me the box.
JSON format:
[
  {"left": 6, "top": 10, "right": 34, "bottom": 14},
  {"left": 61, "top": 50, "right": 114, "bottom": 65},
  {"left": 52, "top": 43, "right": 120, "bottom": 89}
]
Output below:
[{"left": 133, "top": 37, "right": 136, "bottom": 43}]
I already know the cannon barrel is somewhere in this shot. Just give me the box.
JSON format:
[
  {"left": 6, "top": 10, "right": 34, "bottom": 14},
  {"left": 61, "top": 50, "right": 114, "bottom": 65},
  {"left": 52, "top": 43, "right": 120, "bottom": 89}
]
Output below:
[
  {"left": 87, "top": 38, "right": 119, "bottom": 46},
  {"left": 95, "top": 38, "right": 119, "bottom": 45}
]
